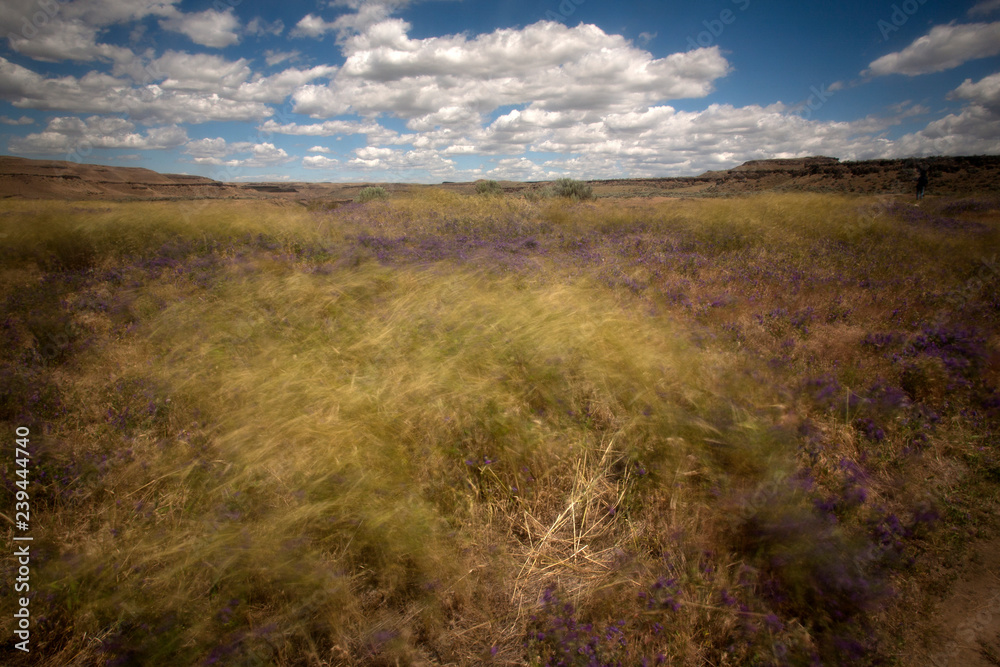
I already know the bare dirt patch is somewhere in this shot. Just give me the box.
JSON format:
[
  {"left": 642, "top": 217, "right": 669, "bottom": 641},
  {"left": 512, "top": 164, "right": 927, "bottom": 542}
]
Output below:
[{"left": 905, "top": 535, "right": 1000, "bottom": 666}]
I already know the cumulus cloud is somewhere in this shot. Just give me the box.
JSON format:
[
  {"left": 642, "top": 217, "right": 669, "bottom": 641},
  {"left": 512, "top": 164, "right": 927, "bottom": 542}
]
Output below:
[
  {"left": 0, "top": 61, "right": 272, "bottom": 124},
  {"left": 307, "top": 145, "right": 332, "bottom": 153},
  {"left": 293, "top": 20, "right": 730, "bottom": 123},
  {"left": 264, "top": 50, "right": 300, "bottom": 66},
  {"left": 234, "top": 65, "right": 338, "bottom": 103},
  {"left": 247, "top": 17, "right": 285, "bottom": 37},
  {"left": 159, "top": 8, "right": 241, "bottom": 48},
  {"left": 292, "top": 0, "right": 414, "bottom": 42},
  {"left": 7, "top": 23, "right": 136, "bottom": 63},
  {"left": 0, "top": 56, "right": 336, "bottom": 124},
  {"left": 229, "top": 173, "right": 292, "bottom": 181},
  {"left": 864, "top": 22, "right": 1000, "bottom": 76},
  {"left": 949, "top": 71, "right": 1000, "bottom": 112},
  {"left": 259, "top": 118, "right": 384, "bottom": 136},
  {"left": 184, "top": 138, "right": 293, "bottom": 167},
  {"left": 0, "top": 115, "right": 34, "bottom": 125},
  {"left": 153, "top": 52, "right": 253, "bottom": 91},
  {"left": 184, "top": 137, "right": 231, "bottom": 160},
  {"left": 291, "top": 14, "right": 339, "bottom": 39},
  {"left": 302, "top": 155, "right": 340, "bottom": 168},
  {"left": 884, "top": 105, "right": 1000, "bottom": 156},
  {"left": 487, "top": 157, "right": 558, "bottom": 181},
  {"left": 8, "top": 115, "right": 187, "bottom": 154},
  {"left": 1, "top": 0, "right": 177, "bottom": 63},
  {"left": 969, "top": 0, "right": 1000, "bottom": 16},
  {"left": 348, "top": 145, "right": 457, "bottom": 176}
]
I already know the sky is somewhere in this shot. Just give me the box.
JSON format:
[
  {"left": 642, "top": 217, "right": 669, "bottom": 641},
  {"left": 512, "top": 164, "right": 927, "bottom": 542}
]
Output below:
[{"left": 1, "top": 0, "right": 999, "bottom": 183}]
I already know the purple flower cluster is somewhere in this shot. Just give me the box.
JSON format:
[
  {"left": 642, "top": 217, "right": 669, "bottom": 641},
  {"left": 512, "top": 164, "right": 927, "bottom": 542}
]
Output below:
[
  {"left": 104, "top": 377, "right": 171, "bottom": 436},
  {"left": 526, "top": 586, "right": 635, "bottom": 666},
  {"left": 881, "top": 201, "right": 988, "bottom": 231}
]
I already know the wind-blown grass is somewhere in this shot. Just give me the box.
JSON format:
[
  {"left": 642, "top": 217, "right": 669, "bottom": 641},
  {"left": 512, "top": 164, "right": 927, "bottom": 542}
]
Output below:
[{"left": 1, "top": 191, "right": 997, "bottom": 665}]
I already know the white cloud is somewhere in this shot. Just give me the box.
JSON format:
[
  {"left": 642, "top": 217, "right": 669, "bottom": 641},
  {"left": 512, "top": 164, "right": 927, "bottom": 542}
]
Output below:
[
  {"left": 293, "top": 20, "right": 729, "bottom": 123},
  {"left": 291, "top": 14, "right": 339, "bottom": 39},
  {"left": 65, "top": 0, "right": 181, "bottom": 26},
  {"left": 348, "top": 145, "right": 456, "bottom": 176},
  {"left": 293, "top": 0, "right": 415, "bottom": 43},
  {"left": 184, "top": 138, "right": 293, "bottom": 167},
  {"left": 307, "top": 146, "right": 332, "bottom": 153},
  {"left": 153, "top": 51, "right": 252, "bottom": 91},
  {"left": 884, "top": 105, "right": 1000, "bottom": 156},
  {"left": 230, "top": 173, "right": 292, "bottom": 182},
  {"left": 264, "top": 50, "right": 301, "bottom": 66},
  {"left": 247, "top": 17, "right": 284, "bottom": 37},
  {"left": 235, "top": 142, "right": 292, "bottom": 167},
  {"left": 303, "top": 155, "right": 340, "bottom": 168},
  {"left": 258, "top": 119, "right": 385, "bottom": 136},
  {"left": 969, "top": 0, "right": 1000, "bottom": 17},
  {"left": 289, "top": 84, "right": 351, "bottom": 117},
  {"left": 7, "top": 22, "right": 136, "bottom": 63},
  {"left": 864, "top": 22, "right": 1000, "bottom": 76},
  {"left": 0, "top": 115, "right": 33, "bottom": 125},
  {"left": 159, "top": 8, "right": 241, "bottom": 48},
  {"left": 184, "top": 137, "right": 231, "bottom": 159},
  {"left": 234, "top": 65, "right": 338, "bottom": 103},
  {"left": 0, "top": 57, "right": 131, "bottom": 111},
  {"left": 8, "top": 115, "right": 187, "bottom": 154},
  {"left": 949, "top": 71, "right": 1000, "bottom": 112},
  {"left": 487, "top": 157, "right": 558, "bottom": 181},
  {"left": 0, "top": 56, "right": 319, "bottom": 125},
  {"left": 1, "top": 0, "right": 177, "bottom": 63}
]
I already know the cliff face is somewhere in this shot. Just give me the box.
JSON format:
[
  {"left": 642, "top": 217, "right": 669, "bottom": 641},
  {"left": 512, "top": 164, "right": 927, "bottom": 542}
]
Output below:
[
  {"left": 566, "top": 155, "right": 998, "bottom": 198},
  {"left": 691, "top": 155, "right": 1000, "bottom": 195},
  {"left": 0, "top": 156, "right": 245, "bottom": 200}
]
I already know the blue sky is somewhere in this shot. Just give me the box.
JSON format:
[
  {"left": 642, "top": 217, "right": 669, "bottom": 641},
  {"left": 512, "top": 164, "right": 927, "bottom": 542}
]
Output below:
[{"left": 1, "top": 0, "right": 999, "bottom": 183}]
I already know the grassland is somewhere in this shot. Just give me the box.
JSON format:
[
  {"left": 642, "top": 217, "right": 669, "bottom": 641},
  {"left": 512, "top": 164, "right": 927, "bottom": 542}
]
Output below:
[{"left": 1, "top": 191, "right": 998, "bottom": 666}]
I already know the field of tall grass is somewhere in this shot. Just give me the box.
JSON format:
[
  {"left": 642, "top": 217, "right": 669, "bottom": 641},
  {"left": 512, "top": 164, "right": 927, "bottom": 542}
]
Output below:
[{"left": 1, "top": 191, "right": 998, "bottom": 665}]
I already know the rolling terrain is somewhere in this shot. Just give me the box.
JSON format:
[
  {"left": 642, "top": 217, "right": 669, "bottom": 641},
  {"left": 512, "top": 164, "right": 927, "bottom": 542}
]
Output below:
[
  {"left": 0, "top": 164, "right": 998, "bottom": 666},
  {"left": 3, "top": 154, "right": 999, "bottom": 202}
]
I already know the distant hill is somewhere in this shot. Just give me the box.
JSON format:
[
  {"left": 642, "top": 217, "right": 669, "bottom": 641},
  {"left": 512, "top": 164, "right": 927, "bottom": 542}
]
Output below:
[
  {"left": 1, "top": 154, "right": 998, "bottom": 201},
  {"left": 686, "top": 155, "right": 1000, "bottom": 196},
  {"left": 580, "top": 155, "right": 1000, "bottom": 197},
  {"left": 0, "top": 156, "right": 243, "bottom": 200}
]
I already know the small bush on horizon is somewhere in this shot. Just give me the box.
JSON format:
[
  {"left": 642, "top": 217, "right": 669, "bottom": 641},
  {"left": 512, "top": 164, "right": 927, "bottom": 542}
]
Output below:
[
  {"left": 475, "top": 180, "right": 504, "bottom": 196},
  {"left": 550, "top": 177, "right": 594, "bottom": 201},
  {"left": 355, "top": 186, "right": 389, "bottom": 203}
]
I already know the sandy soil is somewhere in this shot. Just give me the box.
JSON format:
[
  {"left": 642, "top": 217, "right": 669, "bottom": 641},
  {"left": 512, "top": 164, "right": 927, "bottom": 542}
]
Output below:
[{"left": 905, "top": 536, "right": 1000, "bottom": 667}]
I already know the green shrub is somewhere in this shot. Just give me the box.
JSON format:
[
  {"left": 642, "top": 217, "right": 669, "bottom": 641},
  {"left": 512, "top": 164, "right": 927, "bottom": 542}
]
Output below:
[
  {"left": 355, "top": 186, "right": 389, "bottom": 203},
  {"left": 550, "top": 178, "right": 594, "bottom": 201},
  {"left": 475, "top": 180, "right": 504, "bottom": 196}
]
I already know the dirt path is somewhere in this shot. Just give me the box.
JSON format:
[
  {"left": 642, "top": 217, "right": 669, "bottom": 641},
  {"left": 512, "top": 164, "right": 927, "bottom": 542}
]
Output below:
[{"left": 905, "top": 536, "right": 1000, "bottom": 666}]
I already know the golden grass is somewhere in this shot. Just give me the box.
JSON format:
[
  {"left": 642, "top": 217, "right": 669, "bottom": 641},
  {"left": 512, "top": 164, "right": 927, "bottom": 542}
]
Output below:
[{"left": 2, "top": 192, "right": 998, "bottom": 665}]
